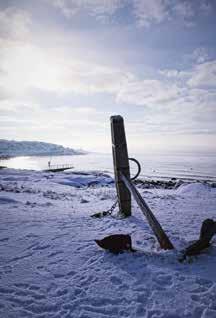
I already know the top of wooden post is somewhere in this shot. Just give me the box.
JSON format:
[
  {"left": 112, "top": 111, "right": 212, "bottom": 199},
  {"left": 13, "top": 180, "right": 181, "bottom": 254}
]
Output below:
[{"left": 110, "top": 115, "right": 123, "bottom": 123}]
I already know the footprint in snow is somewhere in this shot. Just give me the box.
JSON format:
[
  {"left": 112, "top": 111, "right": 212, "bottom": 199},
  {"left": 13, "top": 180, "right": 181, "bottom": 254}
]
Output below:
[
  {"left": 195, "top": 278, "right": 213, "bottom": 288},
  {"left": 47, "top": 251, "right": 64, "bottom": 258},
  {"left": 32, "top": 244, "right": 51, "bottom": 251},
  {"left": 191, "top": 294, "right": 201, "bottom": 302},
  {"left": 66, "top": 270, "right": 76, "bottom": 277},
  {"left": 80, "top": 198, "right": 89, "bottom": 203},
  {"left": 153, "top": 274, "right": 173, "bottom": 287},
  {"left": 110, "top": 275, "right": 122, "bottom": 285},
  {"left": 0, "top": 287, "right": 15, "bottom": 295},
  {"left": 53, "top": 288, "right": 68, "bottom": 297},
  {"left": 0, "top": 237, "right": 9, "bottom": 242},
  {"left": 28, "top": 285, "right": 41, "bottom": 291}
]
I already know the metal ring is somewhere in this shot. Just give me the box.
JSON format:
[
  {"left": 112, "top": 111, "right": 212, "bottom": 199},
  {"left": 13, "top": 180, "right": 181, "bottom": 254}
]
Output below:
[{"left": 129, "top": 157, "right": 141, "bottom": 181}]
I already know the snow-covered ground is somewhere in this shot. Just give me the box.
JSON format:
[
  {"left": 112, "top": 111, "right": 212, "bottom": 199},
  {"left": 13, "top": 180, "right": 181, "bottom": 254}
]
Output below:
[{"left": 0, "top": 168, "right": 216, "bottom": 318}]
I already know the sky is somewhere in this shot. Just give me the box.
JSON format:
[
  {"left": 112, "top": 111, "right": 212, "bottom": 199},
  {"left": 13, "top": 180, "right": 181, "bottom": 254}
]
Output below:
[{"left": 0, "top": 0, "right": 216, "bottom": 154}]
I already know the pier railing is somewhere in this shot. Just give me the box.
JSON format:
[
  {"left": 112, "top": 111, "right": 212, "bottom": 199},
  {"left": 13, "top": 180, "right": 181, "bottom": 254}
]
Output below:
[{"left": 48, "top": 164, "right": 73, "bottom": 170}]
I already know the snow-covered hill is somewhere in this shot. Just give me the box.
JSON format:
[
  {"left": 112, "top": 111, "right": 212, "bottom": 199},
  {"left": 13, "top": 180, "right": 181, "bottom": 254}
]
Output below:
[{"left": 0, "top": 139, "right": 86, "bottom": 157}]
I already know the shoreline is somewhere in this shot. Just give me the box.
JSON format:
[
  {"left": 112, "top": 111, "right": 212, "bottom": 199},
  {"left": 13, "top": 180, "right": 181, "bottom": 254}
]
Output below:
[
  {"left": 0, "top": 167, "right": 215, "bottom": 189},
  {"left": 135, "top": 177, "right": 216, "bottom": 189}
]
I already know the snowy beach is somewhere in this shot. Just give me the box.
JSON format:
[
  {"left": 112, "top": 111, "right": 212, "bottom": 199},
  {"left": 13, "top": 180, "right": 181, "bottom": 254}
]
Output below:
[
  {"left": 1, "top": 0, "right": 216, "bottom": 316},
  {"left": 0, "top": 168, "right": 216, "bottom": 318}
]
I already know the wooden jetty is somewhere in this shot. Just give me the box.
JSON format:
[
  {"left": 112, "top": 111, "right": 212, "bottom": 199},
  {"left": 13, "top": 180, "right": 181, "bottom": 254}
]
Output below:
[{"left": 44, "top": 164, "right": 73, "bottom": 172}]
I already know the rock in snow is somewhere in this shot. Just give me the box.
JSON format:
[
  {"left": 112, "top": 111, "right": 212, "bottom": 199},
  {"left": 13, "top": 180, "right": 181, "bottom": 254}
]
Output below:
[{"left": 0, "top": 168, "right": 216, "bottom": 318}]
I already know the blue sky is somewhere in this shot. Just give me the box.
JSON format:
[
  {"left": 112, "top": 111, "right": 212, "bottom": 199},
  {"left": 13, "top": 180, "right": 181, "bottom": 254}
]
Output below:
[{"left": 0, "top": 0, "right": 216, "bottom": 153}]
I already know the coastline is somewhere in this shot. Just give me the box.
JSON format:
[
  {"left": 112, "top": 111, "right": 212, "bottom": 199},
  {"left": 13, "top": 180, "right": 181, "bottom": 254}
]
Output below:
[{"left": 1, "top": 152, "right": 216, "bottom": 187}]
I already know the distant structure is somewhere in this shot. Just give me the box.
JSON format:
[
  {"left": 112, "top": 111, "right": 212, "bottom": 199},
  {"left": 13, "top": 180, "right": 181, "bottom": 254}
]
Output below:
[{"left": 44, "top": 163, "right": 73, "bottom": 172}]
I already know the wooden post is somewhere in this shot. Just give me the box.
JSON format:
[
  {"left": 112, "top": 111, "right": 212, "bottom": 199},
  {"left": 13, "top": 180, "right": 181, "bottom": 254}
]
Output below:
[
  {"left": 120, "top": 172, "right": 174, "bottom": 250},
  {"left": 111, "top": 115, "right": 131, "bottom": 217}
]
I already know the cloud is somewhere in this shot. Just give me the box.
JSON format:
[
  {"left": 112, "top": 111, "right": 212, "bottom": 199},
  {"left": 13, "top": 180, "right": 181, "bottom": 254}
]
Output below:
[
  {"left": 188, "top": 60, "right": 216, "bottom": 88},
  {"left": 116, "top": 78, "right": 180, "bottom": 106},
  {"left": 200, "top": 0, "right": 212, "bottom": 15},
  {"left": 43, "top": 0, "right": 206, "bottom": 28},
  {"left": 187, "top": 47, "right": 209, "bottom": 64},
  {"left": 0, "top": 7, "right": 33, "bottom": 98},
  {"left": 133, "top": 0, "right": 194, "bottom": 28},
  {"left": 0, "top": 6, "right": 132, "bottom": 98},
  {"left": 116, "top": 61, "right": 216, "bottom": 138},
  {"left": 172, "top": 1, "right": 194, "bottom": 19},
  {"left": 44, "top": 0, "right": 123, "bottom": 20},
  {"left": 0, "top": 97, "right": 108, "bottom": 150},
  {"left": 133, "top": 0, "right": 169, "bottom": 27},
  {"left": 159, "top": 69, "right": 180, "bottom": 78},
  {"left": 0, "top": 85, "right": 9, "bottom": 100},
  {"left": 0, "top": 5, "right": 131, "bottom": 99},
  {"left": 0, "top": 7, "right": 31, "bottom": 41},
  {"left": 0, "top": 40, "right": 131, "bottom": 97}
]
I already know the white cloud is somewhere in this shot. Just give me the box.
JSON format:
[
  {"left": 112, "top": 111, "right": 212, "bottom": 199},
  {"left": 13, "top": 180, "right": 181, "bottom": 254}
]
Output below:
[
  {"left": 0, "top": 40, "right": 131, "bottom": 97},
  {"left": 44, "top": 0, "right": 199, "bottom": 28},
  {"left": 159, "top": 69, "right": 180, "bottom": 78},
  {"left": 190, "top": 47, "right": 209, "bottom": 64},
  {"left": 133, "top": 0, "right": 206, "bottom": 28},
  {"left": 133, "top": 0, "right": 169, "bottom": 27},
  {"left": 0, "top": 6, "right": 133, "bottom": 103},
  {"left": 188, "top": 60, "right": 216, "bottom": 88},
  {"left": 116, "top": 79, "right": 180, "bottom": 106},
  {"left": 0, "top": 7, "right": 31, "bottom": 41},
  {"left": 45, "top": 0, "right": 123, "bottom": 19},
  {"left": 0, "top": 7, "right": 32, "bottom": 99},
  {"left": 0, "top": 97, "right": 108, "bottom": 151},
  {"left": 115, "top": 63, "right": 216, "bottom": 141},
  {"left": 172, "top": 1, "right": 194, "bottom": 19},
  {"left": 200, "top": 0, "right": 212, "bottom": 15},
  {"left": 40, "top": 0, "right": 215, "bottom": 31}
]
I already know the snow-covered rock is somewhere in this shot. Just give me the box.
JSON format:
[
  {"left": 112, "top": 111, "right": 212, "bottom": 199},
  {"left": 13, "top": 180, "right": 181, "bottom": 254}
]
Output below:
[{"left": 176, "top": 182, "right": 212, "bottom": 196}]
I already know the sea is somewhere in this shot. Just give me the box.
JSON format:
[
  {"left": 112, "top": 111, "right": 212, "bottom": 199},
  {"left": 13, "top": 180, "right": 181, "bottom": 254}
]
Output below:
[{"left": 1, "top": 151, "right": 216, "bottom": 183}]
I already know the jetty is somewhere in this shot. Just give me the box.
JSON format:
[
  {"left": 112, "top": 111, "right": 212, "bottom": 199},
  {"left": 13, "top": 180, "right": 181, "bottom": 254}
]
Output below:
[{"left": 44, "top": 164, "right": 73, "bottom": 172}]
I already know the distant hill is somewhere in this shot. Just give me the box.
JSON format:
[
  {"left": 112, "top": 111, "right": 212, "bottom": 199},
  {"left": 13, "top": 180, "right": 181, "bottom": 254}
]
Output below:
[{"left": 0, "top": 140, "right": 86, "bottom": 158}]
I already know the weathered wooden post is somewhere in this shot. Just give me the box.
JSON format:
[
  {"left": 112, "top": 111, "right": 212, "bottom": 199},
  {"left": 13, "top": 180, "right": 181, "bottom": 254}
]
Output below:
[
  {"left": 110, "top": 115, "right": 174, "bottom": 250},
  {"left": 110, "top": 115, "right": 131, "bottom": 217}
]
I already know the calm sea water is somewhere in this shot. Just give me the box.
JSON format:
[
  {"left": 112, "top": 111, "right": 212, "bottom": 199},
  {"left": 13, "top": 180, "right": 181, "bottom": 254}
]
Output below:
[{"left": 1, "top": 152, "right": 216, "bottom": 182}]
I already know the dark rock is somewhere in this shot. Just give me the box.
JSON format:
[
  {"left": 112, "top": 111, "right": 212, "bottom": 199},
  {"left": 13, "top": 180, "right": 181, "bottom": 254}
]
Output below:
[
  {"left": 199, "top": 219, "right": 216, "bottom": 241},
  {"left": 179, "top": 218, "right": 216, "bottom": 262},
  {"left": 95, "top": 234, "right": 136, "bottom": 254}
]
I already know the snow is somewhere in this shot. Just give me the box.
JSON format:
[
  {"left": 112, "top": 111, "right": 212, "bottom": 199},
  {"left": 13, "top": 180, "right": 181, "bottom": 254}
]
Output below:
[
  {"left": 176, "top": 182, "right": 213, "bottom": 196},
  {"left": 0, "top": 168, "right": 216, "bottom": 318},
  {"left": 0, "top": 139, "right": 85, "bottom": 157},
  {"left": 53, "top": 172, "right": 113, "bottom": 188}
]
